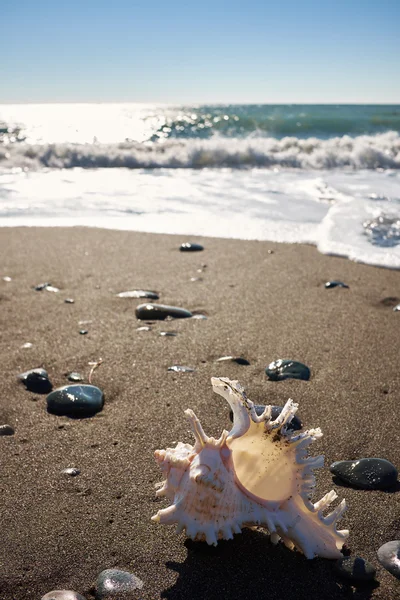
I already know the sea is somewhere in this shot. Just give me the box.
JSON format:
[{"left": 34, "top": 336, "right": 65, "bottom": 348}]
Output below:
[{"left": 1, "top": 103, "right": 400, "bottom": 269}]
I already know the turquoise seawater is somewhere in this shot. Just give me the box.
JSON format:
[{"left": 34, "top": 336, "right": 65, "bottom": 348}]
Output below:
[{"left": 149, "top": 104, "right": 400, "bottom": 140}]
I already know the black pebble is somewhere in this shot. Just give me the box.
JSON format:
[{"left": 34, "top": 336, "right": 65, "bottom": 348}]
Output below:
[
  {"left": 335, "top": 557, "right": 376, "bottom": 582},
  {"left": 79, "top": 329, "right": 88, "bottom": 335},
  {"left": 136, "top": 303, "right": 192, "bottom": 320},
  {"left": 265, "top": 359, "right": 310, "bottom": 381},
  {"left": 229, "top": 405, "right": 302, "bottom": 431},
  {"left": 160, "top": 331, "right": 178, "bottom": 337},
  {"left": 18, "top": 368, "right": 53, "bottom": 394},
  {"left": 47, "top": 384, "right": 104, "bottom": 418},
  {"left": 117, "top": 289, "right": 159, "bottom": 299},
  {"left": 34, "top": 282, "right": 50, "bottom": 291},
  {"left": 330, "top": 458, "right": 398, "bottom": 490},
  {"left": 216, "top": 356, "right": 250, "bottom": 365},
  {"left": 180, "top": 242, "right": 204, "bottom": 252},
  {"left": 0, "top": 424, "right": 15, "bottom": 436},
  {"left": 95, "top": 569, "right": 143, "bottom": 599},
  {"left": 61, "top": 467, "right": 80, "bottom": 477},
  {"left": 325, "top": 281, "right": 349, "bottom": 289},
  {"left": 377, "top": 541, "right": 400, "bottom": 580},
  {"left": 66, "top": 372, "right": 84, "bottom": 382}
]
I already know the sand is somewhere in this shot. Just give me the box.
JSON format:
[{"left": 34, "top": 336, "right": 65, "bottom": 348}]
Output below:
[{"left": 0, "top": 227, "right": 399, "bottom": 600}]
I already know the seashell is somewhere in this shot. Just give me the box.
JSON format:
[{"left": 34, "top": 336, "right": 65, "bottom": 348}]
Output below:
[{"left": 152, "top": 377, "right": 349, "bottom": 559}]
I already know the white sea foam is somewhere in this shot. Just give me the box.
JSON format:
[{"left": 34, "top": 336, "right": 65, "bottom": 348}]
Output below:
[
  {"left": 1, "top": 167, "right": 399, "bottom": 269},
  {"left": 1, "top": 132, "right": 400, "bottom": 171}
]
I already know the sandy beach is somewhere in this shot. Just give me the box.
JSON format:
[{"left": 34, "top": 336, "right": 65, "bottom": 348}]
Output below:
[{"left": 0, "top": 226, "right": 399, "bottom": 600}]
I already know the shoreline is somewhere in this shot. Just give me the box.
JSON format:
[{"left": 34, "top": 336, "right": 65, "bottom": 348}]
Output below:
[{"left": 1, "top": 227, "right": 399, "bottom": 599}]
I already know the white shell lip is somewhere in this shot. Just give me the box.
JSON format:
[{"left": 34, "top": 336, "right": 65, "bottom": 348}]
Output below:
[{"left": 153, "top": 377, "right": 349, "bottom": 559}]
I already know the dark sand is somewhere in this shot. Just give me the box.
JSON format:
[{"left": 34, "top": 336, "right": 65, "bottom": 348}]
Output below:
[{"left": 0, "top": 227, "right": 399, "bottom": 600}]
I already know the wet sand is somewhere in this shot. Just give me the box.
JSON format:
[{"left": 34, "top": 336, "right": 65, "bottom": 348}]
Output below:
[{"left": 0, "top": 227, "right": 399, "bottom": 600}]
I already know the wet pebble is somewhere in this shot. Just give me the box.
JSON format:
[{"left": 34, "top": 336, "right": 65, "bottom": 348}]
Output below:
[
  {"left": 325, "top": 280, "right": 349, "bottom": 289},
  {"left": 35, "top": 282, "right": 60, "bottom": 292},
  {"left": 47, "top": 384, "right": 104, "bottom": 418},
  {"left": 160, "top": 331, "right": 177, "bottom": 337},
  {"left": 117, "top": 289, "right": 159, "bottom": 299},
  {"left": 79, "top": 329, "right": 88, "bottom": 335},
  {"left": 330, "top": 458, "right": 398, "bottom": 490},
  {"left": 18, "top": 368, "right": 53, "bottom": 394},
  {"left": 229, "top": 405, "right": 302, "bottom": 431},
  {"left": 136, "top": 303, "right": 192, "bottom": 320},
  {"left": 0, "top": 424, "right": 15, "bottom": 436},
  {"left": 380, "top": 296, "right": 400, "bottom": 307},
  {"left": 95, "top": 569, "right": 144, "bottom": 599},
  {"left": 61, "top": 467, "right": 80, "bottom": 477},
  {"left": 377, "top": 540, "right": 400, "bottom": 580},
  {"left": 265, "top": 359, "right": 310, "bottom": 381},
  {"left": 42, "top": 592, "right": 86, "bottom": 600},
  {"left": 334, "top": 557, "right": 376, "bottom": 582},
  {"left": 34, "top": 282, "right": 51, "bottom": 291},
  {"left": 216, "top": 356, "right": 250, "bottom": 365},
  {"left": 64, "top": 298, "right": 75, "bottom": 304},
  {"left": 66, "top": 372, "right": 84, "bottom": 382},
  {"left": 179, "top": 242, "right": 204, "bottom": 252},
  {"left": 168, "top": 365, "right": 195, "bottom": 373}
]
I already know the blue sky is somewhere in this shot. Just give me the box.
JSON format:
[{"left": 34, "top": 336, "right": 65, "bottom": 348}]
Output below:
[{"left": 2, "top": 0, "right": 400, "bottom": 103}]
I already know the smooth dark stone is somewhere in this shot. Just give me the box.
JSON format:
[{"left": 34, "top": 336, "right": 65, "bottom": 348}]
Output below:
[
  {"left": 79, "top": 329, "right": 88, "bottom": 335},
  {"left": 64, "top": 298, "right": 75, "bottom": 304},
  {"left": 325, "top": 280, "right": 349, "bottom": 289},
  {"left": 18, "top": 368, "right": 53, "bottom": 394},
  {"left": 216, "top": 356, "right": 250, "bottom": 365},
  {"left": 380, "top": 296, "right": 400, "bottom": 307},
  {"left": 179, "top": 242, "right": 204, "bottom": 252},
  {"left": 265, "top": 359, "right": 310, "bottom": 381},
  {"left": 136, "top": 303, "right": 192, "bottom": 320},
  {"left": 160, "top": 331, "right": 178, "bottom": 336},
  {"left": 229, "top": 405, "right": 302, "bottom": 431},
  {"left": 96, "top": 569, "right": 144, "bottom": 599},
  {"left": 34, "top": 282, "right": 51, "bottom": 291},
  {"left": 117, "top": 289, "right": 159, "bottom": 299},
  {"left": 61, "top": 467, "right": 80, "bottom": 477},
  {"left": 42, "top": 592, "right": 86, "bottom": 600},
  {"left": 0, "top": 424, "right": 15, "bottom": 436},
  {"left": 330, "top": 458, "right": 398, "bottom": 490},
  {"left": 47, "top": 384, "right": 104, "bottom": 418},
  {"left": 377, "top": 541, "right": 400, "bottom": 580},
  {"left": 335, "top": 557, "right": 376, "bottom": 582},
  {"left": 66, "top": 372, "right": 84, "bottom": 382},
  {"left": 168, "top": 365, "right": 195, "bottom": 373}
]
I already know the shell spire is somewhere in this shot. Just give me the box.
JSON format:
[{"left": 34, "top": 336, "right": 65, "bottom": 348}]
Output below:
[{"left": 152, "top": 377, "right": 349, "bottom": 559}]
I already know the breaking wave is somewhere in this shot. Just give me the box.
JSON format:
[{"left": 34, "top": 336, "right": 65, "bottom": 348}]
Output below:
[{"left": 1, "top": 131, "right": 400, "bottom": 171}]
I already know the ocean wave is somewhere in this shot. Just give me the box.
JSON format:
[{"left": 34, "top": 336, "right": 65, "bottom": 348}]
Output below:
[{"left": 1, "top": 131, "right": 400, "bottom": 171}]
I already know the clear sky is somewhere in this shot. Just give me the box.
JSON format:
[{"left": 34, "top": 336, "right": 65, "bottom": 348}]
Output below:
[{"left": 2, "top": 0, "right": 400, "bottom": 104}]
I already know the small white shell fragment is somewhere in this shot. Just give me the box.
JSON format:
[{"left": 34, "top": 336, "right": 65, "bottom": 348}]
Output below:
[
  {"left": 152, "top": 377, "right": 349, "bottom": 559},
  {"left": 21, "top": 342, "right": 33, "bottom": 349},
  {"left": 3, "top": 276, "right": 12, "bottom": 282},
  {"left": 45, "top": 285, "right": 60, "bottom": 293}
]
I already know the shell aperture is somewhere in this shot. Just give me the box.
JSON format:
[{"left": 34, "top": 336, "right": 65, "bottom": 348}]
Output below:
[{"left": 152, "top": 377, "right": 349, "bottom": 559}]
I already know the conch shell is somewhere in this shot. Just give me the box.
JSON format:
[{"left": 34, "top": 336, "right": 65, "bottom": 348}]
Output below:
[{"left": 152, "top": 377, "right": 349, "bottom": 559}]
